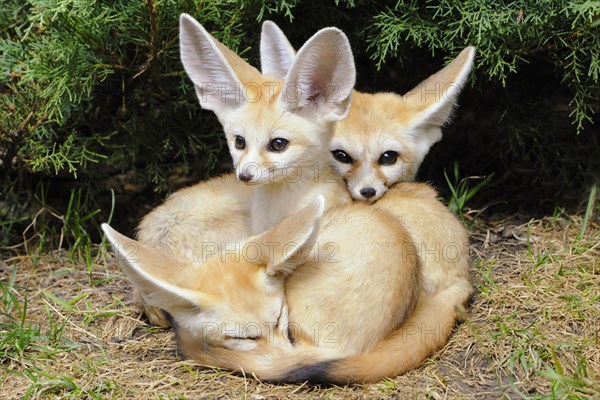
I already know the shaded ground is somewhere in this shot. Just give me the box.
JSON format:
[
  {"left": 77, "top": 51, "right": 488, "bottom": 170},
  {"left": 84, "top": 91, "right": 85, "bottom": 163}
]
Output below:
[{"left": 1, "top": 211, "right": 598, "bottom": 399}]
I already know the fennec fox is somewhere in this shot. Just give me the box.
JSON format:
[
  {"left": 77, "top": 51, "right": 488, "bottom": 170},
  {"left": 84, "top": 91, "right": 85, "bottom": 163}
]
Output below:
[{"left": 261, "top": 20, "right": 475, "bottom": 201}]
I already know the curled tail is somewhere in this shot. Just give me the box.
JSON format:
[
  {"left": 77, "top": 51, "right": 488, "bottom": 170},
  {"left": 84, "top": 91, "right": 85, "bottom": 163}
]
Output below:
[{"left": 300, "top": 285, "right": 471, "bottom": 384}]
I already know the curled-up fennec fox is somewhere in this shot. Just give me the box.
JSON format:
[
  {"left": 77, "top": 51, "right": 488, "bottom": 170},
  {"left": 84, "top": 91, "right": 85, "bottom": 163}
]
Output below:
[
  {"left": 261, "top": 20, "right": 475, "bottom": 202},
  {"left": 103, "top": 193, "right": 422, "bottom": 384}
]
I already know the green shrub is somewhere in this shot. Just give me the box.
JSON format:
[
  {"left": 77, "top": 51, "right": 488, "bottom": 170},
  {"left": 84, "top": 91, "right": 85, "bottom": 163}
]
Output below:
[{"left": 1, "top": 0, "right": 598, "bottom": 252}]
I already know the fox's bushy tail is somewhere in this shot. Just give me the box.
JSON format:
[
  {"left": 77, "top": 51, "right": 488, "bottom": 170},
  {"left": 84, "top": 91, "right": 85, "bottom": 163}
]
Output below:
[
  {"left": 176, "top": 284, "right": 471, "bottom": 384},
  {"left": 296, "top": 285, "right": 471, "bottom": 384}
]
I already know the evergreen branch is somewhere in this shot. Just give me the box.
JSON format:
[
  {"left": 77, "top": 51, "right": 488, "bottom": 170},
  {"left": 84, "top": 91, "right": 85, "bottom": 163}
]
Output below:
[{"left": 130, "top": 0, "right": 159, "bottom": 82}]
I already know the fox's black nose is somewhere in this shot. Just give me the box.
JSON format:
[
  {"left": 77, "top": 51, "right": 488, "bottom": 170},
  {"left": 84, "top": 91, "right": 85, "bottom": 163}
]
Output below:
[
  {"left": 239, "top": 173, "right": 253, "bottom": 183},
  {"left": 360, "top": 187, "right": 376, "bottom": 199}
]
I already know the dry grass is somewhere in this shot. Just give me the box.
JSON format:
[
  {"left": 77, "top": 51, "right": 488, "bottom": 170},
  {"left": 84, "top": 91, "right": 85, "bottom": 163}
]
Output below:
[{"left": 1, "top": 212, "right": 598, "bottom": 399}]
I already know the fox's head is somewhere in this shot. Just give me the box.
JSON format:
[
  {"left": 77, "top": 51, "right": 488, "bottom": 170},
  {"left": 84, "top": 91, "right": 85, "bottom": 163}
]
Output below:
[
  {"left": 179, "top": 14, "right": 355, "bottom": 186},
  {"left": 102, "top": 196, "right": 324, "bottom": 352},
  {"left": 260, "top": 21, "right": 475, "bottom": 201}
]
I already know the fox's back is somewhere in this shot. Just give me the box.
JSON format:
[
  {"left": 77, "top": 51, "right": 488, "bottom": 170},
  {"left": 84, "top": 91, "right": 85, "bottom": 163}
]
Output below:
[
  {"left": 137, "top": 174, "right": 252, "bottom": 260},
  {"left": 285, "top": 203, "right": 419, "bottom": 356},
  {"left": 375, "top": 182, "right": 471, "bottom": 296}
]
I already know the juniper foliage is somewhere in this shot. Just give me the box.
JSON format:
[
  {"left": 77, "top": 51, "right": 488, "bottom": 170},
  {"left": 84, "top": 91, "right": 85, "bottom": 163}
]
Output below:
[
  {"left": 367, "top": 0, "right": 600, "bottom": 132},
  {"left": 1, "top": 0, "right": 598, "bottom": 248}
]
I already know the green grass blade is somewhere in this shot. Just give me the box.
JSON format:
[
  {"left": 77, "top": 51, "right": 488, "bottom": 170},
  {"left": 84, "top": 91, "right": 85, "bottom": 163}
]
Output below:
[{"left": 576, "top": 183, "right": 597, "bottom": 242}]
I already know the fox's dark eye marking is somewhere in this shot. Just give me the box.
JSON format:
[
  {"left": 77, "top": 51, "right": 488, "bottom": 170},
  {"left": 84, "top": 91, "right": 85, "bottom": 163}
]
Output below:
[
  {"left": 268, "top": 138, "right": 289, "bottom": 152},
  {"left": 378, "top": 151, "right": 398, "bottom": 166},
  {"left": 225, "top": 335, "right": 260, "bottom": 341},
  {"left": 234, "top": 135, "right": 246, "bottom": 150},
  {"left": 332, "top": 149, "right": 353, "bottom": 164}
]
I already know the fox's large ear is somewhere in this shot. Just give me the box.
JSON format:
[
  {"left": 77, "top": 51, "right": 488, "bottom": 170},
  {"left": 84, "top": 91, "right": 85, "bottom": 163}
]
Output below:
[
  {"left": 260, "top": 21, "right": 296, "bottom": 79},
  {"left": 279, "top": 28, "right": 355, "bottom": 122},
  {"left": 179, "top": 14, "right": 260, "bottom": 113},
  {"left": 404, "top": 46, "right": 476, "bottom": 147},
  {"left": 101, "top": 223, "right": 212, "bottom": 313},
  {"left": 248, "top": 196, "right": 325, "bottom": 276}
]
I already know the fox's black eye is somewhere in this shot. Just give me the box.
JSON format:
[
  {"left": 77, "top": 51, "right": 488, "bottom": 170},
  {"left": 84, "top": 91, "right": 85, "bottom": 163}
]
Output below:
[
  {"left": 268, "top": 138, "right": 289, "bottom": 152},
  {"left": 234, "top": 135, "right": 245, "bottom": 150},
  {"left": 332, "top": 149, "right": 353, "bottom": 164},
  {"left": 378, "top": 151, "right": 398, "bottom": 166}
]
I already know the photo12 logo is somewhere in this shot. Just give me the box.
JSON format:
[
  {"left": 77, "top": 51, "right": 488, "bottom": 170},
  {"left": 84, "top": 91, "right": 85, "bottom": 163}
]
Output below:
[
  {"left": 198, "top": 81, "right": 340, "bottom": 104},
  {"left": 222, "top": 161, "right": 343, "bottom": 185},
  {"left": 201, "top": 240, "right": 340, "bottom": 264},
  {"left": 401, "top": 241, "right": 468, "bottom": 263},
  {"left": 201, "top": 321, "right": 340, "bottom": 344},
  {"left": 113, "top": 241, "right": 140, "bottom": 264},
  {"left": 402, "top": 81, "right": 462, "bottom": 104}
]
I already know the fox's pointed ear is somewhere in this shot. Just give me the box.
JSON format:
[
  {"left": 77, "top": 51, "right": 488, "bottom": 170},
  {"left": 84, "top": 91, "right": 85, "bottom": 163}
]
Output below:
[
  {"left": 404, "top": 46, "right": 476, "bottom": 147},
  {"left": 260, "top": 21, "right": 296, "bottom": 79},
  {"left": 101, "top": 223, "right": 213, "bottom": 313},
  {"left": 279, "top": 28, "right": 355, "bottom": 122},
  {"left": 179, "top": 14, "right": 259, "bottom": 113},
  {"left": 248, "top": 196, "right": 325, "bottom": 276}
]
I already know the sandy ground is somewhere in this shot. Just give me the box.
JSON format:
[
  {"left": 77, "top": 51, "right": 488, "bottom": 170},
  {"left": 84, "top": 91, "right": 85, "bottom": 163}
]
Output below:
[{"left": 1, "top": 213, "right": 598, "bottom": 399}]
